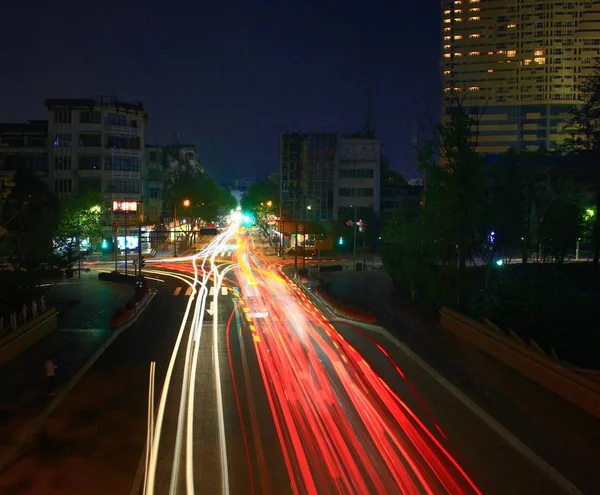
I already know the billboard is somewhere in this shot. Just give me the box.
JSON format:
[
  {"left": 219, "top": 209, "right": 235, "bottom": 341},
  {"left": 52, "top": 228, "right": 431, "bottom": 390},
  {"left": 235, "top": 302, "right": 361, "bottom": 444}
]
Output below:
[{"left": 112, "top": 200, "right": 138, "bottom": 213}]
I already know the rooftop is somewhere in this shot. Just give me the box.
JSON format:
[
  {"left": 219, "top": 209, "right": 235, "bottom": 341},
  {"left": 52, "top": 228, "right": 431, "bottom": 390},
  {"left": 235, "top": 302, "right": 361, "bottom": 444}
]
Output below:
[{"left": 45, "top": 96, "right": 145, "bottom": 112}]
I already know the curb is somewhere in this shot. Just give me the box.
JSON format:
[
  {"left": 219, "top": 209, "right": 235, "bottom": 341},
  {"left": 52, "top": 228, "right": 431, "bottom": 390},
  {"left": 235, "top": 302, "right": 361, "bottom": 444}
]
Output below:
[{"left": 0, "top": 289, "right": 157, "bottom": 474}]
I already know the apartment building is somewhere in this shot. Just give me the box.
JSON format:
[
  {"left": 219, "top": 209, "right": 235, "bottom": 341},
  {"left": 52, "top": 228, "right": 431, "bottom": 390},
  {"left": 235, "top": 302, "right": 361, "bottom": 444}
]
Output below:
[{"left": 441, "top": 0, "right": 600, "bottom": 154}]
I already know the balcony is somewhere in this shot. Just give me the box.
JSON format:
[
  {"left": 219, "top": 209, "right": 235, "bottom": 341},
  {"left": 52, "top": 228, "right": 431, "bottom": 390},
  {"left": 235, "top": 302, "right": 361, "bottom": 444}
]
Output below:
[{"left": 104, "top": 124, "right": 141, "bottom": 136}]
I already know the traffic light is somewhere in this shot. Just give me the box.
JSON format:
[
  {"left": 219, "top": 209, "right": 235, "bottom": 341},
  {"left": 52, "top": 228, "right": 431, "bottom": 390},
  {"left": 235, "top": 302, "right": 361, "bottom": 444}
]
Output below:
[
  {"left": 101, "top": 238, "right": 109, "bottom": 250},
  {"left": 241, "top": 213, "right": 254, "bottom": 226},
  {"left": 338, "top": 236, "right": 344, "bottom": 245},
  {"left": 140, "top": 256, "right": 146, "bottom": 270}
]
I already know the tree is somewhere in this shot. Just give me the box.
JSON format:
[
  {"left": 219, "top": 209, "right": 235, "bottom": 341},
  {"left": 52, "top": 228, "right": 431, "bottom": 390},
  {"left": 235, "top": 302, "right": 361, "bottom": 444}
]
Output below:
[
  {"left": 54, "top": 190, "right": 104, "bottom": 269},
  {"left": 562, "top": 59, "right": 600, "bottom": 264},
  {"left": 240, "top": 178, "right": 279, "bottom": 217},
  {"left": 166, "top": 164, "right": 236, "bottom": 245},
  {"left": 418, "top": 95, "right": 487, "bottom": 306},
  {"left": 0, "top": 168, "right": 58, "bottom": 272}
]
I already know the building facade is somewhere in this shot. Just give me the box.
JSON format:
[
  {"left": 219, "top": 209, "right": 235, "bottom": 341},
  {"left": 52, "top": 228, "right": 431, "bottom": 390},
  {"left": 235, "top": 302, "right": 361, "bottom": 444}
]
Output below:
[
  {"left": 280, "top": 132, "right": 337, "bottom": 222},
  {"left": 441, "top": 0, "right": 600, "bottom": 154},
  {"left": 0, "top": 120, "right": 49, "bottom": 183},
  {"left": 45, "top": 96, "right": 147, "bottom": 204},
  {"left": 143, "top": 145, "right": 167, "bottom": 225},
  {"left": 336, "top": 137, "right": 381, "bottom": 221},
  {"left": 279, "top": 132, "right": 381, "bottom": 223}
]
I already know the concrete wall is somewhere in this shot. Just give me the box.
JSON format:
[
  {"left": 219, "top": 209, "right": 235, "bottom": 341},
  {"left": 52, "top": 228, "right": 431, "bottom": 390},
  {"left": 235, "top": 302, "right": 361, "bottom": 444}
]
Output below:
[
  {"left": 440, "top": 307, "right": 600, "bottom": 419},
  {"left": 0, "top": 309, "right": 58, "bottom": 367}
]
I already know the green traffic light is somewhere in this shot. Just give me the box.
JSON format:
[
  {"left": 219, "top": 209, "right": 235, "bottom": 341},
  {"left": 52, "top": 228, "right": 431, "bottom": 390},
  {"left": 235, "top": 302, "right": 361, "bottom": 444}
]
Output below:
[
  {"left": 241, "top": 213, "right": 254, "bottom": 226},
  {"left": 101, "top": 238, "right": 109, "bottom": 250},
  {"left": 338, "top": 236, "right": 344, "bottom": 245}
]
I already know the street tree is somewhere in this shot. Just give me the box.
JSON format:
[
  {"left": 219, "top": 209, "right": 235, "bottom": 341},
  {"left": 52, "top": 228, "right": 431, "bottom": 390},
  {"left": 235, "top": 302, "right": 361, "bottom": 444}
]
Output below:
[
  {"left": 562, "top": 60, "right": 600, "bottom": 264},
  {"left": 418, "top": 95, "right": 487, "bottom": 306},
  {"left": 0, "top": 168, "right": 58, "bottom": 273},
  {"left": 54, "top": 190, "right": 104, "bottom": 268}
]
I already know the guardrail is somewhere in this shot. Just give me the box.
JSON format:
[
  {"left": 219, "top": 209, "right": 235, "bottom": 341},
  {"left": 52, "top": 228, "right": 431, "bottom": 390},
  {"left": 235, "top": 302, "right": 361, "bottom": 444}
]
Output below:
[
  {"left": 440, "top": 307, "right": 600, "bottom": 419},
  {"left": 110, "top": 285, "right": 153, "bottom": 329},
  {"left": 0, "top": 309, "right": 58, "bottom": 367}
]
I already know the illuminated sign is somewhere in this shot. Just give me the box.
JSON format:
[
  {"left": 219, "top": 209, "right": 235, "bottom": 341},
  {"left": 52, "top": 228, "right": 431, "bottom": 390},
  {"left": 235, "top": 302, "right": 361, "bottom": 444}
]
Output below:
[{"left": 112, "top": 200, "right": 138, "bottom": 213}]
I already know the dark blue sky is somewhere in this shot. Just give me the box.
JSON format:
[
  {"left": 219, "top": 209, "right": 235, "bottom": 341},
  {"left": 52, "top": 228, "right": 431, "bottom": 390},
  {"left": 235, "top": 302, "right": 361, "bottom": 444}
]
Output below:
[{"left": 0, "top": 0, "right": 441, "bottom": 181}]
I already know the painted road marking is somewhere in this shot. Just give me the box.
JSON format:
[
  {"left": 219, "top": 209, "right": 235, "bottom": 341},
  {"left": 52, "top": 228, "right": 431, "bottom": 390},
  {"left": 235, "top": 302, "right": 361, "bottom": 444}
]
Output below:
[
  {"left": 185, "top": 287, "right": 193, "bottom": 296},
  {"left": 173, "top": 287, "right": 182, "bottom": 296},
  {"left": 221, "top": 286, "right": 228, "bottom": 296}
]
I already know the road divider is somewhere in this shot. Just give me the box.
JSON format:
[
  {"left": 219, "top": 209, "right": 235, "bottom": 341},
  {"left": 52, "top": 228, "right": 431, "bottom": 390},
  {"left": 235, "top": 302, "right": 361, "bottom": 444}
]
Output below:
[
  {"left": 440, "top": 307, "right": 600, "bottom": 420},
  {"left": 111, "top": 280, "right": 153, "bottom": 329}
]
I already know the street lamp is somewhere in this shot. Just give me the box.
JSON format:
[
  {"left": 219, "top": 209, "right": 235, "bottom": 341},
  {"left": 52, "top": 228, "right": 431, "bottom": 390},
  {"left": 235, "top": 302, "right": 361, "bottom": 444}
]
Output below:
[
  {"left": 351, "top": 205, "right": 358, "bottom": 270},
  {"left": 174, "top": 198, "right": 190, "bottom": 256}
]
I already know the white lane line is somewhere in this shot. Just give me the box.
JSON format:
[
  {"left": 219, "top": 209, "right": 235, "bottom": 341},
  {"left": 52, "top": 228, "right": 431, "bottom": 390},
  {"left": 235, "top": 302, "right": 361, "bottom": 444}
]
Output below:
[
  {"left": 331, "top": 317, "right": 585, "bottom": 495},
  {"left": 144, "top": 276, "right": 165, "bottom": 283},
  {"left": 209, "top": 286, "right": 215, "bottom": 296},
  {"left": 144, "top": 269, "right": 197, "bottom": 495}
]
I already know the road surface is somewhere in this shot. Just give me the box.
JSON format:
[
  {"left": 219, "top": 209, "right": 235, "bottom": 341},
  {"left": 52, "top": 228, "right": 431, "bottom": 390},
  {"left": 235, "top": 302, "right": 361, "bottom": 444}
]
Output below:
[{"left": 138, "top": 224, "right": 585, "bottom": 494}]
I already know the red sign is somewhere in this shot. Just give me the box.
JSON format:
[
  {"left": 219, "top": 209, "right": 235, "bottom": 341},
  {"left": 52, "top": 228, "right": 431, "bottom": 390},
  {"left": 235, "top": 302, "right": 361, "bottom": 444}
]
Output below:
[
  {"left": 113, "top": 221, "right": 119, "bottom": 229},
  {"left": 112, "top": 200, "right": 138, "bottom": 213}
]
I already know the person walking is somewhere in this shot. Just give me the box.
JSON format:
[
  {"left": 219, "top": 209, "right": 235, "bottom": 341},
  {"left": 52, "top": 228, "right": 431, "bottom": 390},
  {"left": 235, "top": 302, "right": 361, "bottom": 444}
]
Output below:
[{"left": 45, "top": 356, "right": 56, "bottom": 396}]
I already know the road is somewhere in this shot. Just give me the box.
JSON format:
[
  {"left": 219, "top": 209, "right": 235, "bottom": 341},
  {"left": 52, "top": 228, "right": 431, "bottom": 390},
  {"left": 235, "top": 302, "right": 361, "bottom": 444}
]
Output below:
[{"left": 138, "top": 223, "right": 584, "bottom": 495}]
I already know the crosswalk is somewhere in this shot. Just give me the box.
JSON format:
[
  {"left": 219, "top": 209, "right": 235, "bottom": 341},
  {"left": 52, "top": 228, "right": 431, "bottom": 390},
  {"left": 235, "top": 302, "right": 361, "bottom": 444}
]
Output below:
[{"left": 172, "top": 286, "right": 230, "bottom": 297}]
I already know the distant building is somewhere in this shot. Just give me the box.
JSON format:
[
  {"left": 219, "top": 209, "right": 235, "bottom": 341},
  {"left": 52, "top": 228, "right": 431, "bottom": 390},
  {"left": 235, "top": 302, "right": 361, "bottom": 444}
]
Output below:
[
  {"left": 163, "top": 144, "right": 201, "bottom": 173},
  {"left": 0, "top": 120, "right": 49, "bottom": 183},
  {"left": 280, "top": 132, "right": 337, "bottom": 222},
  {"left": 279, "top": 132, "right": 380, "bottom": 222},
  {"left": 45, "top": 96, "right": 147, "bottom": 205},
  {"left": 143, "top": 145, "right": 167, "bottom": 225},
  {"left": 380, "top": 182, "right": 423, "bottom": 221}
]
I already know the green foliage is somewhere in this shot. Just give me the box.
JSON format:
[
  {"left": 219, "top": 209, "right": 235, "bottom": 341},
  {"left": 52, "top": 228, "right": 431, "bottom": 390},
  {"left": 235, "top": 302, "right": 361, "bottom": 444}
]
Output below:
[
  {"left": 0, "top": 168, "right": 59, "bottom": 271},
  {"left": 166, "top": 164, "right": 236, "bottom": 222},
  {"left": 240, "top": 178, "right": 279, "bottom": 217}
]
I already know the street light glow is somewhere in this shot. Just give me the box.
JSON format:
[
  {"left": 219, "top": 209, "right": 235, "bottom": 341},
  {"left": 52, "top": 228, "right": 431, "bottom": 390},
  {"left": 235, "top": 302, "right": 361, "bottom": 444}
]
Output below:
[{"left": 183, "top": 199, "right": 191, "bottom": 207}]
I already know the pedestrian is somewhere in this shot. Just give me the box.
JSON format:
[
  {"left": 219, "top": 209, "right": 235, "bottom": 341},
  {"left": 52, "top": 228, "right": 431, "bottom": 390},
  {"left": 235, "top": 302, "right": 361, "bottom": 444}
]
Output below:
[{"left": 45, "top": 355, "right": 56, "bottom": 396}]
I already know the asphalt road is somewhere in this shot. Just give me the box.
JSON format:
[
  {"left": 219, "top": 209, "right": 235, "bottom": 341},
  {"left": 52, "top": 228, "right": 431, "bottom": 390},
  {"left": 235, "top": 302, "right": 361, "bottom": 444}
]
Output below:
[
  {"left": 145, "top": 228, "right": 584, "bottom": 494},
  {"left": 1, "top": 225, "right": 591, "bottom": 494}
]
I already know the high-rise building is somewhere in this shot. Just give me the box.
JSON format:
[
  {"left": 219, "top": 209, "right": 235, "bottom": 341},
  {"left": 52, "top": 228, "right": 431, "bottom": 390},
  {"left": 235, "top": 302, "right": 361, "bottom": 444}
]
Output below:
[
  {"left": 441, "top": 0, "right": 600, "bottom": 155},
  {"left": 45, "top": 96, "right": 147, "bottom": 201}
]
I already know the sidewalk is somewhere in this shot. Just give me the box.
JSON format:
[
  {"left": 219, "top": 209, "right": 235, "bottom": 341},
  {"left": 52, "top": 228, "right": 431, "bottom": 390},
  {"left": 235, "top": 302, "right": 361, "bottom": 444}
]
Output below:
[
  {"left": 307, "top": 269, "right": 600, "bottom": 493},
  {"left": 0, "top": 271, "right": 134, "bottom": 456}
]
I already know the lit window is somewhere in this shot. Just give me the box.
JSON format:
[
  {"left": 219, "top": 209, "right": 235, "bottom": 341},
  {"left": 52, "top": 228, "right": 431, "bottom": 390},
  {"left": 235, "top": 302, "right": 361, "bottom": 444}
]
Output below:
[
  {"left": 455, "top": 9, "right": 462, "bottom": 14},
  {"left": 488, "top": 68, "right": 494, "bottom": 72},
  {"left": 454, "top": 18, "right": 463, "bottom": 22},
  {"left": 443, "top": 70, "right": 451, "bottom": 75},
  {"left": 469, "top": 33, "right": 480, "bottom": 38},
  {"left": 469, "top": 51, "right": 480, "bottom": 56},
  {"left": 508, "top": 24, "right": 516, "bottom": 28},
  {"left": 444, "top": 44, "right": 451, "bottom": 49},
  {"left": 468, "top": 86, "right": 480, "bottom": 91},
  {"left": 454, "top": 87, "right": 463, "bottom": 91},
  {"left": 444, "top": 19, "right": 451, "bottom": 23},
  {"left": 469, "top": 16, "right": 480, "bottom": 21},
  {"left": 534, "top": 49, "right": 544, "bottom": 56},
  {"left": 444, "top": 27, "right": 451, "bottom": 32},
  {"left": 534, "top": 57, "right": 546, "bottom": 64},
  {"left": 454, "top": 34, "right": 463, "bottom": 39},
  {"left": 469, "top": 0, "right": 479, "bottom": 2},
  {"left": 444, "top": 53, "right": 451, "bottom": 58},
  {"left": 444, "top": 87, "right": 451, "bottom": 92},
  {"left": 507, "top": 50, "right": 517, "bottom": 57},
  {"left": 454, "top": 0, "right": 462, "bottom": 4},
  {"left": 444, "top": 9, "right": 451, "bottom": 14},
  {"left": 455, "top": 52, "right": 463, "bottom": 57},
  {"left": 444, "top": 36, "right": 451, "bottom": 40},
  {"left": 524, "top": 59, "right": 532, "bottom": 65},
  {"left": 469, "top": 7, "right": 480, "bottom": 12},
  {"left": 497, "top": 50, "right": 505, "bottom": 54},
  {"left": 488, "top": 51, "right": 494, "bottom": 55}
]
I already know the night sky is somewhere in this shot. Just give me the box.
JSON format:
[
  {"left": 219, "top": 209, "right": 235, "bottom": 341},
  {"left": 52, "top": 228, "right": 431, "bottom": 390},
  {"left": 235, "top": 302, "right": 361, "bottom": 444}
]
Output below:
[{"left": 1, "top": 0, "right": 441, "bottom": 181}]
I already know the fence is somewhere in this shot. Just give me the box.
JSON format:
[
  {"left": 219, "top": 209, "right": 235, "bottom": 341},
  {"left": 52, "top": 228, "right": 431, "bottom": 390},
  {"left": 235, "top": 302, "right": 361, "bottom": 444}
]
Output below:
[{"left": 0, "top": 296, "right": 48, "bottom": 340}]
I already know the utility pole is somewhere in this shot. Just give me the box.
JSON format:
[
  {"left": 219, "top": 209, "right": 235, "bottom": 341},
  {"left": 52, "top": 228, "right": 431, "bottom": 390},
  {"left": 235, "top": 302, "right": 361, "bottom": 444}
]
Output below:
[
  {"left": 173, "top": 204, "right": 177, "bottom": 257},
  {"left": 352, "top": 206, "right": 358, "bottom": 270},
  {"left": 113, "top": 222, "right": 118, "bottom": 273},
  {"left": 362, "top": 225, "right": 367, "bottom": 270}
]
